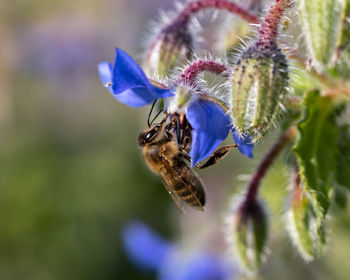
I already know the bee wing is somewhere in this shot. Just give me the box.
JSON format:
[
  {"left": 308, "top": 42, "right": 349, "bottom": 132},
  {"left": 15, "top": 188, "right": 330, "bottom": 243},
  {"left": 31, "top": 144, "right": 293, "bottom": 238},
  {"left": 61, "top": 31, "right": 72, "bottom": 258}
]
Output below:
[
  {"left": 161, "top": 156, "right": 204, "bottom": 212},
  {"left": 160, "top": 177, "right": 185, "bottom": 214}
]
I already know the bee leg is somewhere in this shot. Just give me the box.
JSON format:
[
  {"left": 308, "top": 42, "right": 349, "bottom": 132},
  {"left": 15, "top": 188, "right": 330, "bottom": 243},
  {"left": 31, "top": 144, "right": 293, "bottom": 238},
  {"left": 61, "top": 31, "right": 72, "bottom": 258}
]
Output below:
[
  {"left": 178, "top": 136, "right": 190, "bottom": 154},
  {"left": 175, "top": 116, "right": 182, "bottom": 144},
  {"left": 195, "top": 145, "right": 237, "bottom": 169},
  {"left": 179, "top": 152, "right": 191, "bottom": 162}
]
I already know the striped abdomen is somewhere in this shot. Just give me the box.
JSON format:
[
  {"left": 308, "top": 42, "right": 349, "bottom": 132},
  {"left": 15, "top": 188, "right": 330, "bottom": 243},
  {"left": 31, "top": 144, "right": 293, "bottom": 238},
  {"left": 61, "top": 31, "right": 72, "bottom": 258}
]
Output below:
[{"left": 162, "top": 157, "right": 205, "bottom": 211}]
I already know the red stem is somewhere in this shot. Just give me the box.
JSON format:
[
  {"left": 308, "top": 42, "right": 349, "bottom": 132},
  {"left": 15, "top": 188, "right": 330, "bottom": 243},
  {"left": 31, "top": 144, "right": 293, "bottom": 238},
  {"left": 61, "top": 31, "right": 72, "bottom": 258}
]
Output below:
[
  {"left": 245, "top": 126, "right": 297, "bottom": 202},
  {"left": 257, "top": 0, "right": 292, "bottom": 46},
  {"left": 179, "top": 60, "right": 228, "bottom": 85},
  {"left": 175, "top": 0, "right": 259, "bottom": 25}
]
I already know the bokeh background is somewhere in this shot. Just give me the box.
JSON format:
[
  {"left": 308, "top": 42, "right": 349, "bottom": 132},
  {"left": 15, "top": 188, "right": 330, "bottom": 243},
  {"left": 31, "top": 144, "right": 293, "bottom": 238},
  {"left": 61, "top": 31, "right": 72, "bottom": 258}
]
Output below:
[{"left": 1, "top": 0, "right": 350, "bottom": 279}]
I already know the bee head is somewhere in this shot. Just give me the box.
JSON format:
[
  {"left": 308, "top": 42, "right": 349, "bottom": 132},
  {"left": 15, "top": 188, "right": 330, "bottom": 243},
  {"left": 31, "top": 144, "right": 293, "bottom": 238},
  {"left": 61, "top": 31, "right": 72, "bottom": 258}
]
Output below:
[
  {"left": 138, "top": 124, "right": 162, "bottom": 147},
  {"left": 138, "top": 114, "right": 169, "bottom": 147}
]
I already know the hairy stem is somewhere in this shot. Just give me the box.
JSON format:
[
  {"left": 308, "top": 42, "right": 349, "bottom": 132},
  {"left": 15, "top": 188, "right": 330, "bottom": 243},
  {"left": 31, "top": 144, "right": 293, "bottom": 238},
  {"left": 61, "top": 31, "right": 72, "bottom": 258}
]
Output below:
[
  {"left": 245, "top": 126, "right": 297, "bottom": 202},
  {"left": 175, "top": 0, "right": 259, "bottom": 25},
  {"left": 257, "top": 0, "right": 292, "bottom": 47},
  {"left": 179, "top": 60, "right": 228, "bottom": 85}
]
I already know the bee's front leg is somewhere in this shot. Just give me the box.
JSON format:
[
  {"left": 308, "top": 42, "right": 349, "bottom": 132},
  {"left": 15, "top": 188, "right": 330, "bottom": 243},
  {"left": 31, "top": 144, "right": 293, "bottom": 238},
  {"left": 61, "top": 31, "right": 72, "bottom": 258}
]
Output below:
[
  {"left": 179, "top": 151, "right": 191, "bottom": 162},
  {"left": 195, "top": 145, "right": 237, "bottom": 169}
]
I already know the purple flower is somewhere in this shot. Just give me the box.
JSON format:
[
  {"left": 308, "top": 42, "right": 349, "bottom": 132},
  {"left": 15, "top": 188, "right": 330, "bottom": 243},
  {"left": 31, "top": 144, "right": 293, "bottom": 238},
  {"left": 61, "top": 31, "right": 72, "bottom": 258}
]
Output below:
[
  {"left": 121, "top": 220, "right": 235, "bottom": 280},
  {"left": 98, "top": 49, "right": 253, "bottom": 164}
]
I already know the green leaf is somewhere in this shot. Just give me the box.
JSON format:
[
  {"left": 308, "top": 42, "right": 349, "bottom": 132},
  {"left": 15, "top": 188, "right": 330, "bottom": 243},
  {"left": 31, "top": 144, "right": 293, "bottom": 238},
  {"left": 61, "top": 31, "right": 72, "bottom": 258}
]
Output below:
[
  {"left": 286, "top": 191, "right": 316, "bottom": 261},
  {"left": 335, "top": 124, "right": 350, "bottom": 189},
  {"left": 293, "top": 90, "right": 339, "bottom": 251},
  {"left": 333, "top": 185, "right": 348, "bottom": 209}
]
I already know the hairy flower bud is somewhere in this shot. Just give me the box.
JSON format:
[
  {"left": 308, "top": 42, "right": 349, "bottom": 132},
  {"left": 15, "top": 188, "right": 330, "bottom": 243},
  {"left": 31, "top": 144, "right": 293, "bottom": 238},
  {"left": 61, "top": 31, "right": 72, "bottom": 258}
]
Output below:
[
  {"left": 298, "top": 0, "right": 347, "bottom": 72},
  {"left": 144, "top": 23, "right": 192, "bottom": 79},
  {"left": 332, "top": 1, "right": 350, "bottom": 78},
  {"left": 230, "top": 44, "right": 289, "bottom": 142},
  {"left": 228, "top": 198, "right": 268, "bottom": 274},
  {"left": 218, "top": 20, "right": 252, "bottom": 53}
]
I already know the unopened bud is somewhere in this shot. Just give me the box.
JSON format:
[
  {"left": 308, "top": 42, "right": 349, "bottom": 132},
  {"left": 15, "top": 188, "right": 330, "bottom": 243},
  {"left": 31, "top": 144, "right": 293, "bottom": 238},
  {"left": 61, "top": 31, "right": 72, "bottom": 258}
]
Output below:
[
  {"left": 332, "top": 1, "right": 350, "bottom": 77},
  {"left": 144, "top": 23, "right": 192, "bottom": 79},
  {"left": 229, "top": 198, "right": 268, "bottom": 274},
  {"left": 218, "top": 20, "right": 252, "bottom": 53},
  {"left": 230, "top": 44, "right": 289, "bottom": 142},
  {"left": 298, "top": 0, "right": 347, "bottom": 72}
]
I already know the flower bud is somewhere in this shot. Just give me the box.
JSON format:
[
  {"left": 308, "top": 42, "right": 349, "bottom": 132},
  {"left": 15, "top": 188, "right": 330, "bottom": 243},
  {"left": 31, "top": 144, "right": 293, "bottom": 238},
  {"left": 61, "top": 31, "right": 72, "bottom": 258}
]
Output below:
[
  {"left": 298, "top": 0, "right": 347, "bottom": 72},
  {"left": 332, "top": 1, "right": 350, "bottom": 78},
  {"left": 230, "top": 45, "right": 289, "bottom": 142},
  {"left": 229, "top": 198, "right": 268, "bottom": 274},
  {"left": 218, "top": 20, "right": 252, "bottom": 53},
  {"left": 144, "top": 23, "right": 192, "bottom": 79}
]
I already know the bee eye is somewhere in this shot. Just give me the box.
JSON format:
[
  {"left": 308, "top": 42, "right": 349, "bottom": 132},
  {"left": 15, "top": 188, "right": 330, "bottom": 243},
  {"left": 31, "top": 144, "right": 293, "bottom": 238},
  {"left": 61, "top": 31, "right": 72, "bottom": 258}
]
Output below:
[{"left": 145, "top": 128, "right": 158, "bottom": 142}]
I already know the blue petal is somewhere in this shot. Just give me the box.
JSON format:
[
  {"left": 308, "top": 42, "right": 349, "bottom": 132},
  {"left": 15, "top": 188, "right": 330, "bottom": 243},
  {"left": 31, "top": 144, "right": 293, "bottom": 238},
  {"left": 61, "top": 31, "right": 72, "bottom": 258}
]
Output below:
[
  {"left": 158, "top": 253, "right": 233, "bottom": 280},
  {"left": 98, "top": 61, "right": 113, "bottom": 94},
  {"left": 231, "top": 128, "right": 254, "bottom": 158},
  {"left": 187, "top": 99, "right": 231, "bottom": 166},
  {"left": 181, "top": 255, "right": 229, "bottom": 280},
  {"left": 111, "top": 87, "right": 167, "bottom": 108},
  {"left": 112, "top": 48, "right": 151, "bottom": 94},
  {"left": 121, "top": 221, "right": 174, "bottom": 271},
  {"left": 111, "top": 48, "right": 174, "bottom": 106}
]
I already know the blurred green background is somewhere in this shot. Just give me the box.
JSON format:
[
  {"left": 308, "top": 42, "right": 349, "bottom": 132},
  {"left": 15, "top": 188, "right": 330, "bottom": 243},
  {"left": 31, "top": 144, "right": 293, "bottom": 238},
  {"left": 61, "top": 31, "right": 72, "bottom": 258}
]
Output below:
[{"left": 0, "top": 0, "right": 350, "bottom": 279}]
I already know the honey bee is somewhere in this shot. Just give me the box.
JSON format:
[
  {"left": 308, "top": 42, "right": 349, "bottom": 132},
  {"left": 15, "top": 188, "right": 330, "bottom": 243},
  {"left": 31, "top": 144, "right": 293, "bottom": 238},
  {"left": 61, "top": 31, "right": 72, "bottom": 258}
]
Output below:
[
  {"left": 138, "top": 111, "right": 237, "bottom": 213},
  {"left": 138, "top": 114, "right": 205, "bottom": 213}
]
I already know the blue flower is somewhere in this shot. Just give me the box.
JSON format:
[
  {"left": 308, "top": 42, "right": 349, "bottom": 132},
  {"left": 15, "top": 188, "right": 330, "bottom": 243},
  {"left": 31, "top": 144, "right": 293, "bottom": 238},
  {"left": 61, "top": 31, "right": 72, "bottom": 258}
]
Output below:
[
  {"left": 187, "top": 98, "right": 232, "bottom": 165},
  {"left": 231, "top": 129, "right": 254, "bottom": 158},
  {"left": 121, "top": 220, "right": 236, "bottom": 280},
  {"left": 121, "top": 221, "right": 174, "bottom": 271},
  {"left": 98, "top": 48, "right": 174, "bottom": 107},
  {"left": 98, "top": 49, "right": 253, "bottom": 163},
  {"left": 187, "top": 99, "right": 254, "bottom": 165}
]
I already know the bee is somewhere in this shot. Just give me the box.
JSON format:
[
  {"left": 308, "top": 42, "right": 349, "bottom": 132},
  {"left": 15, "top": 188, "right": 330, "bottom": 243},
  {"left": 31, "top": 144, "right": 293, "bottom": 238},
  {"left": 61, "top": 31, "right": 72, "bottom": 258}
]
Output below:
[
  {"left": 137, "top": 98, "right": 237, "bottom": 213},
  {"left": 138, "top": 114, "right": 205, "bottom": 213}
]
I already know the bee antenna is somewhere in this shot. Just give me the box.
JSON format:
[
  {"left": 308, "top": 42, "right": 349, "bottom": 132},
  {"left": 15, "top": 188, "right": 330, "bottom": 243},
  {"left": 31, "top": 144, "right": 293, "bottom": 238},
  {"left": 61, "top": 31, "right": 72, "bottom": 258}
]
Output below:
[
  {"left": 160, "top": 113, "right": 170, "bottom": 125},
  {"left": 147, "top": 99, "right": 158, "bottom": 127},
  {"left": 150, "top": 109, "right": 163, "bottom": 126}
]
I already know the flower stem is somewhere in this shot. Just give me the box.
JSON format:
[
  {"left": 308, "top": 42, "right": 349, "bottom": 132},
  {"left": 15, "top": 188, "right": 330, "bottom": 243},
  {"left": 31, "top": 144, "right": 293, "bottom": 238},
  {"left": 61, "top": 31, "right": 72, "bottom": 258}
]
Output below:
[
  {"left": 175, "top": 0, "right": 259, "bottom": 25},
  {"left": 245, "top": 126, "right": 297, "bottom": 202},
  {"left": 257, "top": 0, "right": 292, "bottom": 47},
  {"left": 180, "top": 60, "right": 228, "bottom": 85}
]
